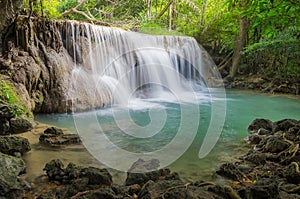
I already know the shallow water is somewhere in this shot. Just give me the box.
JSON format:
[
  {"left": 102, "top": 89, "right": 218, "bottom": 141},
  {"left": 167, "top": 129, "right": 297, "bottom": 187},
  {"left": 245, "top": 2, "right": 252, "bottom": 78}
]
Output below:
[{"left": 27, "top": 90, "right": 300, "bottom": 183}]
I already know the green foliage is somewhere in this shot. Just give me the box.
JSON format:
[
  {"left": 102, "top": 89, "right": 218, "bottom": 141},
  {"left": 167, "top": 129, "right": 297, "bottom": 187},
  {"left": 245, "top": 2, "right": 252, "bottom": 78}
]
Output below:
[
  {"left": 0, "top": 80, "right": 31, "bottom": 117},
  {"left": 23, "top": 0, "right": 60, "bottom": 18},
  {"left": 236, "top": 0, "right": 300, "bottom": 77},
  {"left": 56, "top": 0, "right": 146, "bottom": 21},
  {"left": 19, "top": 0, "right": 300, "bottom": 79},
  {"left": 244, "top": 25, "right": 300, "bottom": 78},
  {"left": 139, "top": 21, "right": 184, "bottom": 36}
]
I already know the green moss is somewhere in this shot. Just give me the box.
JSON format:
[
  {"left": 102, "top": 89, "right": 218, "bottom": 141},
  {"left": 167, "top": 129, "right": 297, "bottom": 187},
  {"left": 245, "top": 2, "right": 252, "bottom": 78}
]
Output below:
[{"left": 0, "top": 79, "right": 32, "bottom": 117}]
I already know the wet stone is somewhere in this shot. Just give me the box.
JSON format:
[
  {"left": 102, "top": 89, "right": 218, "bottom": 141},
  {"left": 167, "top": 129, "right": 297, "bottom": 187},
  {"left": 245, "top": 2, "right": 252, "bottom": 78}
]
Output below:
[{"left": 39, "top": 127, "right": 81, "bottom": 145}]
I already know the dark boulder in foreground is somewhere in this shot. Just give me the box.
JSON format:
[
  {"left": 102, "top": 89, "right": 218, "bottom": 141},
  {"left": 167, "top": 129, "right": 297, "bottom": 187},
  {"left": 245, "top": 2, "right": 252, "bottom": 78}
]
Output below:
[
  {"left": 29, "top": 159, "right": 240, "bottom": 199},
  {"left": 217, "top": 118, "right": 300, "bottom": 199},
  {"left": 39, "top": 127, "right": 81, "bottom": 145},
  {"left": 43, "top": 159, "right": 112, "bottom": 186},
  {"left": 0, "top": 152, "right": 28, "bottom": 199},
  {"left": 0, "top": 136, "right": 30, "bottom": 156}
]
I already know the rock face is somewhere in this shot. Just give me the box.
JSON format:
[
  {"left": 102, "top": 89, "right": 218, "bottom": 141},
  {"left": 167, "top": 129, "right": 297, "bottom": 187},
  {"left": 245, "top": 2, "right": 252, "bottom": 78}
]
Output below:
[
  {"left": 0, "top": 0, "right": 22, "bottom": 50},
  {"left": 0, "top": 15, "right": 72, "bottom": 113},
  {"left": 217, "top": 118, "right": 300, "bottom": 199},
  {"left": 225, "top": 76, "right": 300, "bottom": 95},
  {"left": 0, "top": 17, "right": 111, "bottom": 113},
  {"left": 39, "top": 127, "right": 81, "bottom": 145},
  {"left": 0, "top": 152, "right": 27, "bottom": 199}
]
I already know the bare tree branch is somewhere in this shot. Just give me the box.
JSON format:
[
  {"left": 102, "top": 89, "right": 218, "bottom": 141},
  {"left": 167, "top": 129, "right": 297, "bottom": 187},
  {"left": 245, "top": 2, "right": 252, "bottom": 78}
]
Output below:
[
  {"left": 61, "top": 0, "right": 111, "bottom": 26},
  {"left": 156, "top": 0, "right": 173, "bottom": 19}
]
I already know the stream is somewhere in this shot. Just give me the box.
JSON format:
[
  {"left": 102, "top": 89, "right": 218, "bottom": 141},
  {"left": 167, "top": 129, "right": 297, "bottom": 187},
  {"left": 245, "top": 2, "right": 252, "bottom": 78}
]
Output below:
[{"left": 22, "top": 90, "right": 300, "bottom": 184}]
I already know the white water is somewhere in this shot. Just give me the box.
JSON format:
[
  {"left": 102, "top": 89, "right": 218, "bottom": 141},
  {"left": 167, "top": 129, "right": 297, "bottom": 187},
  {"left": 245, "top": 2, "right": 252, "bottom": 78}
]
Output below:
[{"left": 57, "top": 21, "right": 220, "bottom": 110}]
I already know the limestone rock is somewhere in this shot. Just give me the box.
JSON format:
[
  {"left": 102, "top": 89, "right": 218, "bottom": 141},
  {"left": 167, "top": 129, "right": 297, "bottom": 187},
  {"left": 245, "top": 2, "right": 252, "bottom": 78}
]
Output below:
[
  {"left": 0, "top": 136, "right": 31, "bottom": 156},
  {"left": 39, "top": 127, "right": 81, "bottom": 145},
  {"left": 0, "top": 152, "right": 27, "bottom": 198},
  {"left": 9, "top": 116, "right": 33, "bottom": 134},
  {"left": 247, "top": 118, "right": 273, "bottom": 134}
]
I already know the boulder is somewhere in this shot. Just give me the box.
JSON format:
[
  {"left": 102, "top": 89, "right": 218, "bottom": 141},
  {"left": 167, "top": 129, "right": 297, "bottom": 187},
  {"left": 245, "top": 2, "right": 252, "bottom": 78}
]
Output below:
[
  {"left": 76, "top": 188, "right": 118, "bottom": 199},
  {"left": 216, "top": 163, "right": 245, "bottom": 181},
  {"left": 126, "top": 168, "right": 179, "bottom": 186},
  {"left": 80, "top": 167, "right": 112, "bottom": 186},
  {"left": 264, "top": 136, "right": 289, "bottom": 153},
  {"left": 138, "top": 180, "right": 190, "bottom": 199},
  {"left": 283, "top": 162, "right": 300, "bottom": 184},
  {"left": 39, "top": 127, "right": 81, "bottom": 145},
  {"left": 273, "top": 119, "right": 299, "bottom": 133},
  {"left": 0, "top": 118, "right": 10, "bottom": 135},
  {"left": 44, "top": 159, "right": 112, "bottom": 186},
  {"left": 257, "top": 128, "right": 272, "bottom": 135},
  {"left": 44, "top": 127, "right": 63, "bottom": 135},
  {"left": 0, "top": 152, "right": 27, "bottom": 198},
  {"left": 247, "top": 134, "right": 262, "bottom": 144},
  {"left": 247, "top": 119, "right": 273, "bottom": 134},
  {"left": 250, "top": 178, "right": 279, "bottom": 199},
  {"left": 0, "top": 136, "right": 31, "bottom": 156},
  {"left": 43, "top": 159, "right": 66, "bottom": 182},
  {"left": 9, "top": 116, "right": 33, "bottom": 134}
]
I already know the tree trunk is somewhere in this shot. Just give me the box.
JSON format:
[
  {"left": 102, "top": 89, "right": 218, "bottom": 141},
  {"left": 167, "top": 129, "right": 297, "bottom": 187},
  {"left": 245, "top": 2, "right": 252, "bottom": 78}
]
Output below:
[
  {"left": 171, "top": 0, "right": 177, "bottom": 30},
  {"left": 156, "top": 0, "right": 173, "bottom": 19},
  {"left": 229, "top": 15, "right": 248, "bottom": 78},
  {"left": 200, "top": 0, "right": 208, "bottom": 26},
  {"left": 146, "top": 0, "right": 152, "bottom": 21},
  {"left": 0, "top": 0, "right": 23, "bottom": 52}
]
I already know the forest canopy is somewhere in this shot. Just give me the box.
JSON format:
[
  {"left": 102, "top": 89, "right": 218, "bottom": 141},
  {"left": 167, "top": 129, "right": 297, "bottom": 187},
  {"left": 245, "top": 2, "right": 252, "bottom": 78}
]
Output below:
[{"left": 22, "top": 0, "right": 299, "bottom": 79}]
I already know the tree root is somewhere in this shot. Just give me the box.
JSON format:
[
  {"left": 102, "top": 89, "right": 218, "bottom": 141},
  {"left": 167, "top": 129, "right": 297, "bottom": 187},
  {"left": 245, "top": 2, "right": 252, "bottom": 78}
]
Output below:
[
  {"left": 161, "top": 183, "right": 190, "bottom": 199},
  {"left": 224, "top": 185, "right": 242, "bottom": 199},
  {"left": 71, "top": 191, "right": 90, "bottom": 199}
]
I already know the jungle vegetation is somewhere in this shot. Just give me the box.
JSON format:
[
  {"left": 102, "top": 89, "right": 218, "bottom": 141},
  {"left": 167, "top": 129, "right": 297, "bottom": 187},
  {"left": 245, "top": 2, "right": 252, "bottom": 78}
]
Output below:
[{"left": 20, "top": 0, "right": 300, "bottom": 79}]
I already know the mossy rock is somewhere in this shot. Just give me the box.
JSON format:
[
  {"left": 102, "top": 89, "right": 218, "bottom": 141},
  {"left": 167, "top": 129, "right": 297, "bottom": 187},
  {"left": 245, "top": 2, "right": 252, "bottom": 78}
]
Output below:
[{"left": 0, "top": 78, "right": 32, "bottom": 118}]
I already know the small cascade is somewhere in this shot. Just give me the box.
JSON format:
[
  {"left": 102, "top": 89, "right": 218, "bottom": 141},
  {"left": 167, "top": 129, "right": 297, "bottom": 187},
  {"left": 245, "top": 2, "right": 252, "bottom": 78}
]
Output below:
[{"left": 56, "top": 21, "right": 219, "bottom": 111}]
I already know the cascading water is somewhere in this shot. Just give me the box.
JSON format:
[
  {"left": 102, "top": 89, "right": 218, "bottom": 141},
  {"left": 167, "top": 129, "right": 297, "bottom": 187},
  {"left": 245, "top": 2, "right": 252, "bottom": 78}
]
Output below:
[{"left": 57, "top": 21, "right": 219, "bottom": 110}]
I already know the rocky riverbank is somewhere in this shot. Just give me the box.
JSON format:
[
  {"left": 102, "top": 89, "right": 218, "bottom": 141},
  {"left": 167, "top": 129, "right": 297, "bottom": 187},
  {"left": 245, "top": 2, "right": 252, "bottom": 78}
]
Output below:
[
  {"left": 225, "top": 75, "right": 300, "bottom": 95},
  {"left": 1, "top": 118, "right": 299, "bottom": 199}
]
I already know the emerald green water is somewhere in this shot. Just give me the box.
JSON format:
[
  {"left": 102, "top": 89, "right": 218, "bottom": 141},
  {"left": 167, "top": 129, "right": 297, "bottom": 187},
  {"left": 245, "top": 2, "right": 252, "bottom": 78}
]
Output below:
[{"left": 33, "top": 90, "right": 300, "bottom": 182}]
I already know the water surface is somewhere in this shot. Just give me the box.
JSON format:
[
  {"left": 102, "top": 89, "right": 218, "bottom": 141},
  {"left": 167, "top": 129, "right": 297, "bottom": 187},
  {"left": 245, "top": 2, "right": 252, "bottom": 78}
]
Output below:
[{"left": 29, "top": 90, "right": 300, "bottom": 183}]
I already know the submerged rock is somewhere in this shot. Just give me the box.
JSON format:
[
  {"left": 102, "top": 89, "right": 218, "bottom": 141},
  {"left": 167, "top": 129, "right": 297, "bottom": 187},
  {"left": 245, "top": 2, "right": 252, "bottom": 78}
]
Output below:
[
  {"left": 0, "top": 136, "right": 31, "bottom": 156},
  {"left": 39, "top": 127, "right": 81, "bottom": 145}
]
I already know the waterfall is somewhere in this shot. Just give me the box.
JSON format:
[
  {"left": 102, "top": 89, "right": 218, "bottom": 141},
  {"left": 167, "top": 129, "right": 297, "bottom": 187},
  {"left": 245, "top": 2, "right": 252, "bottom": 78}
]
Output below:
[{"left": 56, "top": 21, "right": 219, "bottom": 111}]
